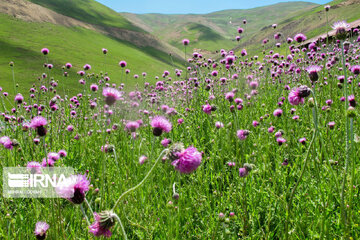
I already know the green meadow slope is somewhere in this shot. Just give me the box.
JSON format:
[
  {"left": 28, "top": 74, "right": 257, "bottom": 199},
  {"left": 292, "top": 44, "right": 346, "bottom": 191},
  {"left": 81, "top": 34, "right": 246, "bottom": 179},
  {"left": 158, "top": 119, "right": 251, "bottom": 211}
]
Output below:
[
  {"left": 0, "top": 13, "right": 183, "bottom": 97},
  {"left": 121, "top": 2, "right": 318, "bottom": 53},
  {"left": 238, "top": 0, "right": 360, "bottom": 54},
  {"left": 0, "top": 0, "right": 185, "bottom": 98}
]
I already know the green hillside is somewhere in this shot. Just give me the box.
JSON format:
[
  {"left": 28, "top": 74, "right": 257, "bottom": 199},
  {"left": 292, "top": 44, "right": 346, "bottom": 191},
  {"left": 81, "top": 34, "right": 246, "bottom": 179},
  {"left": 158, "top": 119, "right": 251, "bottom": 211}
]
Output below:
[
  {"left": 0, "top": 13, "right": 182, "bottom": 98},
  {"left": 29, "top": 0, "right": 143, "bottom": 31},
  {"left": 121, "top": 2, "right": 318, "bottom": 53},
  {"left": 241, "top": 0, "right": 360, "bottom": 55}
]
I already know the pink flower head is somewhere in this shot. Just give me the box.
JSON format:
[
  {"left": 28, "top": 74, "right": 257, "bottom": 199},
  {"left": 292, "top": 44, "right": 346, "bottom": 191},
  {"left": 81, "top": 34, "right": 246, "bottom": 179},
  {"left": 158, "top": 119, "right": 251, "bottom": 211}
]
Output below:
[
  {"left": 237, "top": 130, "right": 250, "bottom": 140},
  {"left": 241, "top": 49, "right": 247, "bottom": 57},
  {"left": 90, "top": 84, "right": 99, "bottom": 92},
  {"left": 0, "top": 136, "right": 13, "bottom": 150},
  {"left": 65, "top": 63, "right": 72, "bottom": 69},
  {"left": 215, "top": 121, "right": 224, "bottom": 129},
  {"left": 276, "top": 137, "right": 286, "bottom": 145},
  {"left": 102, "top": 48, "right": 108, "bottom": 54},
  {"left": 30, "top": 116, "right": 48, "bottom": 136},
  {"left": 139, "top": 155, "right": 148, "bottom": 165},
  {"left": 58, "top": 150, "right": 67, "bottom": 158},
  {"left": 161, "top": 138, "right": 171, "bottom": 147},
  {"left": 202, "top": 104, "right": 212, "bottom": 114},
  {"left": 171, "top": 147, "right": 202, "bottom": 174},
  {"left": 14, "top": 93, "right": 24, "bottom": 104},
  {"left": 237, "top": 27, "right": 244, "bottom": 34},
  {"left": 83, "top": 64, "right": 91, "bottom": 70},
  {"left": 41, "top": 48, "right": 49, "bottom": 55},
  {"left": 27, "top": 161, "right": 42, "bottom": 174},
  {"left": 294, "top": 33, "right": 307, "bottom": 43},
  {"left": 182, "top": 39, "right": 190, "bottom": 45},
  {"left": 306, "top": 65, "right": 322, "bottom": 81},
  {"left": 288, "top": 85, "right": 311, "bottom": 105},
  {"left": 239, "top": 167, "right": 248, "bottom": 177},
  {"left": 151, "top": 116, "right": 172, "bottom": 136},
  {"left": 332, "top": 21, "right": 350, "bottom": 39},
  {"left": 47, "top": 152, "right": 60, "bottom": 161},
  {"left": 125, "top": 121, "right": 140, "bottom": 132},
  {"left": 102, "top": 87, "right": 122, "bottom": 106},
  {"left": 30, "top": 116, "right": 47, "bottom": 129},
  {"left": 34, "top": 221, "right": 49, "bottom": 239},
  {"left": 89, "top": 212, "right": 113, "bottom": 238},
  {"left": 351, "top": 65, "right": 360, "bottom": 75},
  {"left": 56, "top": 174, "right": 90, "bottom": 204},
  {"left": 273, "top": 109, "right": 283, "bottom": 117},
  {"left": 119, "top": 61, "right": 127, "bottom": 68},
  {"left": 225, "top": 92, "right": 235, "bottom": 102}
]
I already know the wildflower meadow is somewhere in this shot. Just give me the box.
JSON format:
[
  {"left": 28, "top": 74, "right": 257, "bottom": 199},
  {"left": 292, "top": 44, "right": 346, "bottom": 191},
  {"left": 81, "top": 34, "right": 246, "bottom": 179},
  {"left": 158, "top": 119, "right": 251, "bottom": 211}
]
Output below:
[{"left": 1, "top": 6, "right": 360, "bottom": 240}]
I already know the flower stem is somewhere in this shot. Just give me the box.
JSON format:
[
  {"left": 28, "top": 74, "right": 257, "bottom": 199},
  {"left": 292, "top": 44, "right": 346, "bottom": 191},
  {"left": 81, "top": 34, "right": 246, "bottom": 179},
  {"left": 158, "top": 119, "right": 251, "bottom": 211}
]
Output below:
[
  {"left": 340, "top": 41, "right": 350, "bottom": 234},
  {"left": 285, "top": 91, "right": 318, "bottom": 240},
  {"left": 112, "top": 149, "right": 168, "bottom": 211}
]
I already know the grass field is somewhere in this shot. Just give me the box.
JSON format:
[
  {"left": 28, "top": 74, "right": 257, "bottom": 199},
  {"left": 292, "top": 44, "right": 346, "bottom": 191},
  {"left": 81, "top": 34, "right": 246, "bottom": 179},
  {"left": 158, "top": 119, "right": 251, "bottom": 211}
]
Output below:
[
  {"left": 0, "top": 13, "right": 183, "bottom": 97},
  {"left": 0, "top": 0, "right": 360, "bottom": 239}
]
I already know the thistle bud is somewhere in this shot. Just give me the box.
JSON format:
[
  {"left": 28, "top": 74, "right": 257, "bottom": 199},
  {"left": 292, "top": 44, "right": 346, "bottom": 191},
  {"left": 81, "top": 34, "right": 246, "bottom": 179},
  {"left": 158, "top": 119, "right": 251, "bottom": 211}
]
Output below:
[{"left": 308, "top": 98, "right": 315, "bottom": 108}]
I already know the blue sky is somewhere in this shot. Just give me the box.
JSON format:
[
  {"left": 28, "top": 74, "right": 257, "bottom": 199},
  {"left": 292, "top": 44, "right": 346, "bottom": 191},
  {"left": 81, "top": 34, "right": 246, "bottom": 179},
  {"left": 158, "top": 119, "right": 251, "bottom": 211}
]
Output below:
[{"left": 97, "top": 0, "right": 330, "bottom": 14}]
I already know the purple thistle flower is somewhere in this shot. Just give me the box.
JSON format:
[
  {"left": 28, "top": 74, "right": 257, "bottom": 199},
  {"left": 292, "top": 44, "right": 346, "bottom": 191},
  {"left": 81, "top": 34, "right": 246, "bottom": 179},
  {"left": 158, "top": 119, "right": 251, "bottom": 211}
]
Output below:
[
  {"left": 237, "top": 130, "right": 250, "bottom": 140},
  {"left": 171, "top": 146, "right": 202, "bottom": 174},
  {"left": 119, "top": 61, "right": 127, "bottom": 68},
  {"left": 56, "top": 174, "right": 90, "bottom": 204},
  {"left": 48, "top": 152, "right": 60, "bottom": 161},
  {"left": 83, "top": 64, "right": 91, "bottom": 70},
  {"left": 65, "top": 63, "right": 72, "bottom": 69},
  {"left": 276, "top": 137, "right": 286, "bottom": 145},
  {"left": 328, "top": 121, "right": 335, "bottom": 129},
  {"left": 215, "top": 121, "right": 224, "bottom": 129},
  {"left": 351, "top": 65, "right": 360, "bottom": 75},
  {"left": 14, "top": 93, "right": 24, "bottom": 104},
  {"left": 332, "top": 21, "right": 350, "bottom": 40},
  {"left": 102, "top": 87, "right": 122, "bottom": 106},
  {"left": 273, "top": 109, "right": 283, "bottom": 117},
  {"left": 348, "top": 95, "right": 356, "bottom": 107},
  {"left": 102, "top": 48, "right": 108, "bottom": 54},
  {"left": 182, "top": 39, "right": 190, "bottom": 45},
  {"left": 239, "top": 167, "right": 248, "bottom": 177},
  {"left": 27, "top": 161, "right": 42, "bottom": 174},
  {"left": 58, "top": 150, "right": 67, "bottom": 158},
  {"left": 241, "top": 49, "right": 247, "bottom": 57},
  {"left": 30, "top": 116, "right": 48, "bottom": 137},
  {"left": 202, "top": 104, "right": 212, "bottom": 114},
  {"left": 288, "top": 85, "right": 311, "bottom": 105},
  {"left": 139, "top": 155, "right": 148, "bottom": 165},
  {"left": 306, "top": 65, "right": 322, "bottom": 82},
  {"left": 161, "top": 138, "right": 171, "bottom": 147},
  {"left": 90, "top": 84, "right": 99, "bottom": 92},
  {"left": 89, "top": 212, "right": 113, "bottom": 238},
  {"left": 125, "top": 121, "right": 140, "bottom": 132},
  {"left": 41, "top": 48, "right": 49, "bottom": 55},
  {"left": 0, "top": 136, "right": 13, "bottom": 150},
  {"left": 294, "top": 33, "right": 307, "bottom": 43},
  {"left": 299, "top": 137, "right": 307, "bottom": 145},
  {"left": 151, "top": 116, "right": 172, "bottom": 136},
  {"left": 225, "top": 92, "right": 234, "bottom": 102},
  {"left": 34, "top": 221, "right": 49, "bottom": 240}
]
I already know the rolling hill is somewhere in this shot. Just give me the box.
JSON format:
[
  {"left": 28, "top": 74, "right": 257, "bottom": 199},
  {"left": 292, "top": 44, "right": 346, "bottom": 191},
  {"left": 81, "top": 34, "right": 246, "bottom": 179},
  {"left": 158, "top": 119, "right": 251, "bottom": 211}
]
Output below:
[
  {"left": 0, "top": 0, "right": 185, "bottom": 97},
  {"left": 239, "top": 0, "right": 360, "bottom": 55},
  {"left": 121, "top": 2, "right": 318, "bottom": 53}
]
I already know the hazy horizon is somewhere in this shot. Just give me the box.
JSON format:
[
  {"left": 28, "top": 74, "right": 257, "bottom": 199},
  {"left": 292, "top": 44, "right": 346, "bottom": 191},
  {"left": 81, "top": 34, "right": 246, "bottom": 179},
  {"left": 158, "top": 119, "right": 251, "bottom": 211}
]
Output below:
[{"left": 96, "top": 0, "right": 330, "bottom": 14}]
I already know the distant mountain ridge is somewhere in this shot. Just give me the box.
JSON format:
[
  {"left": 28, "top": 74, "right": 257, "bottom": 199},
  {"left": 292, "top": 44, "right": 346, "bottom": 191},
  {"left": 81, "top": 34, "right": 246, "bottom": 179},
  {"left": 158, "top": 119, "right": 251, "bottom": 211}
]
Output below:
[{"left": 120, "top": 2, "right": 318, "bottom": 53}]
